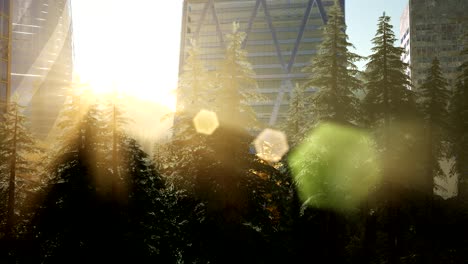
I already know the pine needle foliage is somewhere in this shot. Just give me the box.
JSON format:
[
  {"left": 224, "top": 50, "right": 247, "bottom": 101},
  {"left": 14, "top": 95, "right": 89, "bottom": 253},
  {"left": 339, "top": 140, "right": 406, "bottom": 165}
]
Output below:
[
  {"left": 174, "top": 40, "right": 216, "bottom": 138},
  {"left": 302, "top": 0, "right": 362, "bottom": 125},
  {"left": 0, "top": 102, "right": 40, "bottom": 236},
  {"left": 363, "top": 14, "right": 414, "bottom": 129},
  {"left": 418, "top": 57, "right": 451, "bottom": 182},
  {"left": 284, "top": 83, "right": 309, "bottom": 146},
  {"left": 217, "top": 21, "right": 260, "bottom": 129},
  {"left": 155, "top": 41, "right": 216, "bottom": 193},
  {"left": 449, "top": 37, "right": 468, "bottom": 198}
]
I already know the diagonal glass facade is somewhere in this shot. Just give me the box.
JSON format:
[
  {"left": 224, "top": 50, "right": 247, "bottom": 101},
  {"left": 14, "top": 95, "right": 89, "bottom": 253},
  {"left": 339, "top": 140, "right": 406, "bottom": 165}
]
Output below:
[
  {"left": 9, "top": 0, "right": 73, "bottom": 139},
  {"left": 179, "top": 0, "right": 342, "bottom": 127}
]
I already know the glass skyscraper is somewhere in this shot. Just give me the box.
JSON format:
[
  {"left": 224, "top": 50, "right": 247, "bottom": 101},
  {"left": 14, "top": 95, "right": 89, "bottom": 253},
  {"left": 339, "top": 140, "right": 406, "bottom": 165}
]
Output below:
[
  {"left": 0, "top": 0, "right": 73, "bottom": 139},
  {"left": 400, "top": 0, "right": 468, "bottom": 88},
  {"left": 179, "top": 0, "right": 342, "bottom": 126}
]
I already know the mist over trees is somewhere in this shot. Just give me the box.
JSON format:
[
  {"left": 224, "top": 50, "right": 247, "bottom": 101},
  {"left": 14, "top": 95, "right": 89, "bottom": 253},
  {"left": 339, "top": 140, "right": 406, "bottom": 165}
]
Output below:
[{"left": 1, "top": 2, "right": 468, "bottom": 263}]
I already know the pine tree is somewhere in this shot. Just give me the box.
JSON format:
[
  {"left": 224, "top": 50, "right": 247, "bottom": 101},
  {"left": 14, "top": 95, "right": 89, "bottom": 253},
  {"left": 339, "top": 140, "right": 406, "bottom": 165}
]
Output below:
[
  {"left": 217, "top": 21, "right": 260, "bottom": 129},
  {"left": 302, "top": 0, "right": 362, "bottom": 125},
  {"left": 363, "top": 14, "right": 414, "bottom": 133},
  {"left": 32, "top": 98, "right": 175, "bottom": 262},
  {"left": 418, "top": 57, "right": 451, "bottom": 192},
  {"left": 0, "top": 101, "right": 40, "bottom": 237},
  {"left": 298, "top": 4, "right": 363, "bottom": 261},
  {"left": 174, "top": 40, "right": 215, "bottom": 137},
  {"left": 449, "top": 37, "right": 468, "bottom": 199},
  {"left": 363, "top": 13, "right": 420, "bottom": 182},
  {"left": 284, "top": 83, "right": 309, "bottom": 146},
  {"left": 363, "top": 14, "right": 418, "bottom": 264},
  {"left": 49, "top": 81, "right": 92, "bottom": 160},
  {"left": 155, "top": 41, "right": 216, "bottom": 193},
  {"left": 103, "top": 92, "right": 129, "bottom": 199}
]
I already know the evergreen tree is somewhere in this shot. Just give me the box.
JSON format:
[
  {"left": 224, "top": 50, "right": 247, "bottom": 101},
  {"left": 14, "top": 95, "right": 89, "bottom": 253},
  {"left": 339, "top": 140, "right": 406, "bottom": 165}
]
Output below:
[
  {"left": 363, "top": 13, "right": 419, "bottom": 264},
  {"left": 49, "top": 82, "right": 92, "bottom": 160},
  {"left": 174, "top": 40, "right": 215, "bottom": 136},
  {"left": 302, "top": 0, "right": 362, "bottom": 125},
  {"left": 178, "top": 40, "right": 214, "bottom": 114},
  {"left": 418, "top": 57, "right": 451, "bottom": 192},
  {"left": 217, "top": 21, "right": 260, "bottom": 129},
  {"left": 155, "top": 40, "right": 216, "bottom": 193},
  {"left": 363, "top": 14, "right": 421, "bottom": 186},
  {"left": 449, "top": 37, "right": 468, "bottom": 199},
  {"left": 298, "top": 3, "right": 363, "bottom": 261},
  {"left": 30, "top": 100, "right": 176, "bottom": 262},
  {"left": 0, "top": 101, "right": 40, "bottom": 237},
  {"left": 363, "top": 14, "right": 414, "bottom": 133},
  {"left": 104, "top": 92, "right": 129, "bottom": 198},
  {"left": 284, "top": 83, "right": 309, "bottom": 146}
]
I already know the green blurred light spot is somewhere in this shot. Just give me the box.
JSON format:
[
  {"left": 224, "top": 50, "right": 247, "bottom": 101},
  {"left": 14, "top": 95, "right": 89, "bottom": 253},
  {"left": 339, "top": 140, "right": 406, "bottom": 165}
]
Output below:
[{"left": 288, "top": 122, "right": 380, "bottom": 212}]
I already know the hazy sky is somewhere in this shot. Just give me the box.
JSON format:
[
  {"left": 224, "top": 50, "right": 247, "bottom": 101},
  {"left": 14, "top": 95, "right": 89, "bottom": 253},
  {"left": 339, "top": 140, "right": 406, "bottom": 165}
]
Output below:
[
  {"left": 346, "top": 0, "right": 409, "bottom": 68},
  {"left": 71, "top": 0, "right": 409, "bottom": 106}
]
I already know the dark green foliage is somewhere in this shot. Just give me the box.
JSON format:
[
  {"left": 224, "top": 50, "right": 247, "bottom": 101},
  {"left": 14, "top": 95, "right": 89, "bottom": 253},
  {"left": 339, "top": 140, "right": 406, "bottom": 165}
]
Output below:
[
  {"left": 177, "top": 126, "right": 295, "bottom": 263},
  {"left": 363, "top": 14, "right": 423, "bottom": 189},
  {"left": 363, "top": 14, "right": 414, "bottom": 130},
  {"left": 284, "top": 83, "right": 309, "bottom": 146},
  {"left": 419, "top": 58, "right": 451, "bottom": 130},
  {"left": 449, "top": 38, "right": 468, "bottom": 198},
  {"left": 302, "top": 0, "right": 362, "bottom": 125},
  {"left": 25, "top": 104, "right": 176, "bottom": 262},
  {"left": 361, "top": 14, "right": 423, "bottom": 264},
  {"left": 418, "top": 57, "right": 451, "bottom": 191}
]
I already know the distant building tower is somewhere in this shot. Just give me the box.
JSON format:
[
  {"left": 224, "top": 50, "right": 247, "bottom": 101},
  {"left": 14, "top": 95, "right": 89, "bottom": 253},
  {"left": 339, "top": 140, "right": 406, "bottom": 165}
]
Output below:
[
  {"left": 400, "top": 0, "right": 468, "bottom": 88},
  {"left": 178, "top": 0, "right": 343, "bottom": 126},
  {"left": 13, "top": 0, "right": 73, "bottom": 139},
  {"left": 0, "top": 0, "right": 73, "bottom": 139}
]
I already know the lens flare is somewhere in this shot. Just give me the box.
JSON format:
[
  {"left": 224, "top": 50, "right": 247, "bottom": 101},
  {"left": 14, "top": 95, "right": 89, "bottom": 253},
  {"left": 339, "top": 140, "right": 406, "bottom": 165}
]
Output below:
[
  {"left": 288, "top": 123, "right": 381, "bottom": 212},
  {"left": 193, "top": 110, "right": 219, "bottom": 135},
  {"left": 254, "top": 129, "right": 289, "bottom": 163}
]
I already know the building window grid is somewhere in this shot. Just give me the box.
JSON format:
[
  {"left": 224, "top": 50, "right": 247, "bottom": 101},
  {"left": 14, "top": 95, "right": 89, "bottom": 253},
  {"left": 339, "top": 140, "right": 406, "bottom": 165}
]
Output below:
[{"left": 183, "top": 0, "right": 333, "bottom": 125}]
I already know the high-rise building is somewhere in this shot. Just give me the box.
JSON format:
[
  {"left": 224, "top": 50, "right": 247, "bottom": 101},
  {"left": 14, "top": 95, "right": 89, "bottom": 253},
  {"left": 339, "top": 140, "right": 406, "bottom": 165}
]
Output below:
[
  {"left": 0, "top": 0, "right": 73, "bottom": 139},
  {"left": 400, "top": 0, "right": 467, "bottom": 199},
  {"left": 179, "top": 0, "right": 342, "bottom": 126},
  {"left": 400, "top": 0, "right": 468, "bottom": 88}
]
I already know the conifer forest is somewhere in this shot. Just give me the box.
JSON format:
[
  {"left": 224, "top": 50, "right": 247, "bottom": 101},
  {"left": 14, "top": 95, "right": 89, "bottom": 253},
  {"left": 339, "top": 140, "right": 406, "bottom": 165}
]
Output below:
[{"left": 1, "top": 2, "right": 468, "bottom": 263}]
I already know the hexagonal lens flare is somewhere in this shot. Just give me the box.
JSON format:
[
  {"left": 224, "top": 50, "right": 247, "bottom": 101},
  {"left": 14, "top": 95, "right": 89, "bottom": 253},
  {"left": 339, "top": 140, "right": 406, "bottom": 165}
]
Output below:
[
  {"left": 254, "top": 129, "right": 289, "bottom": 163},
  {"left": 193, "top": 109, "right": 219, "bottom": 135}
]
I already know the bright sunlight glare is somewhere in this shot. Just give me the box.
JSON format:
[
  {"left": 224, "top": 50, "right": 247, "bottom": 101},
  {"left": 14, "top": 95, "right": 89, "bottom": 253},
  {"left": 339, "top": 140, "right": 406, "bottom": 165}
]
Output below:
[{"left": 71, "top": 0, "right": 182, "bottom": 111}]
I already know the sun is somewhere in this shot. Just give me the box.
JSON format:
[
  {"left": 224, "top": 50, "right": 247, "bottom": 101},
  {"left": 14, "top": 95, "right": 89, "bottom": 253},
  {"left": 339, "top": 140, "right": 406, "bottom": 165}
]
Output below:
[{"left": 71, "top": 0, "right": 182, "bottom": 112}]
